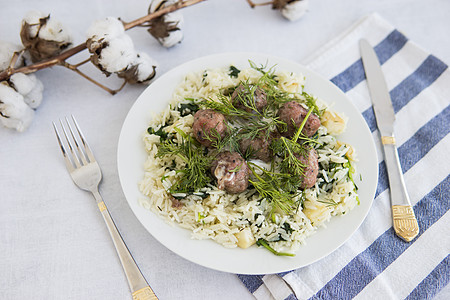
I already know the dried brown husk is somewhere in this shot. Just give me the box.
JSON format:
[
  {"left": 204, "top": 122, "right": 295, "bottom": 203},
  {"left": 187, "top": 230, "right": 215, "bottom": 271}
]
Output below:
[
  {"left": 147, "top": 0, "right": 182, "bottom": 40},
  {"left": 20, "top": 15, "right": 72, "bottom": 62},
  {"left": 272, "top": 0, "right": 294, "bottom": 9},
  {"left": 147, "top": 17, "right": 181, "bottom": 40},
  {"left": 117, "top": 63, "right": 157, "bottom": 84},
  {"left": 86, "top": 38, "right": 113, "bottom": 77}
]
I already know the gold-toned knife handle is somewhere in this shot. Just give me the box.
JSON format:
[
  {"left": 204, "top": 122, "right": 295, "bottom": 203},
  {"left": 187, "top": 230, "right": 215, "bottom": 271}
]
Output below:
[
  {"left": 381, "top": 136, "right": 419, "bottom": 241},
  {"left": 392, "top": 205, "right": 419, "bottom": 242},
  {"left": 132, "top": 286, "right": 159, "bottom": 300}
]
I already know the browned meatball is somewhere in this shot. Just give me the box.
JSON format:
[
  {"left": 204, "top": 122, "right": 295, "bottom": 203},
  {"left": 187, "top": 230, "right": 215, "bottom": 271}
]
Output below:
[
  {"left": 278, "top": 101, "right": 321, "bottom": 138},
  {"left": 239, "top": 131, "right": 273, "bottom": 162},
  {"left": 192, "top": 109, "right": 227, "bottom": 147},
  {"left": 294, "top": 147, "right": 319, "bottom": 189},
  {"left": 210, "top": 151, "right": 250, "bottom": 194},
  {"left": 231, "top": 84, "right": 267, "bottom": 113}
]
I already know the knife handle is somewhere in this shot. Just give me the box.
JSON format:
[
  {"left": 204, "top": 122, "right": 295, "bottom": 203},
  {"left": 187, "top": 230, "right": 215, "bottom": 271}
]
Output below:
[{"left": 381, "top": 136, "right": 419, "bottom": 242}]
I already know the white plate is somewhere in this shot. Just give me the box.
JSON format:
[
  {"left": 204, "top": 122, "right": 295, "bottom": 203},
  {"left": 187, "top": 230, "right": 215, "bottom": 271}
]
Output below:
[{"left": 117, "top": 52, "right": 378, "bottom": 275}]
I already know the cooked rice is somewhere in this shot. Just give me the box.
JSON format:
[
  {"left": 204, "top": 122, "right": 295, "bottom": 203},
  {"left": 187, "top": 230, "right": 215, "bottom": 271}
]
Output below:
[{"left": 138, "top": 65, "right": 359, "bottom": 254}]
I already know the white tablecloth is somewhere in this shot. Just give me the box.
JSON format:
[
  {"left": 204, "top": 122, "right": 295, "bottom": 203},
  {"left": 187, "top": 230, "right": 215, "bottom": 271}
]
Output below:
[{"left": 1, "top": 1, "right": 449, "bottom": 299}]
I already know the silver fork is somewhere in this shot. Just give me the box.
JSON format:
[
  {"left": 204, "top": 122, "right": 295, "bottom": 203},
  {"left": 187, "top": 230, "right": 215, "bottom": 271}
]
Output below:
[{"left": 53, "top": 115, "right": 158, "bottom": 300}]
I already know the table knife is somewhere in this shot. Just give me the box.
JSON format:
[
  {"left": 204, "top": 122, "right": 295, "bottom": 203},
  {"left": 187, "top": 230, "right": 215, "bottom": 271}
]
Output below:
[{"left": 359, "top": 39, "right": 419, "bottom": 242}]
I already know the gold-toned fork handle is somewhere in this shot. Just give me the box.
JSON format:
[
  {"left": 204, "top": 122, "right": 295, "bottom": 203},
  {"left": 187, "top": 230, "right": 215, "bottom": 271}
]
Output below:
[
  {"left": 132, "top": 287, "right": 159, "bottom": 300},
  {"left": 94, "top": 191, "right": 158, "bottom": 299}
]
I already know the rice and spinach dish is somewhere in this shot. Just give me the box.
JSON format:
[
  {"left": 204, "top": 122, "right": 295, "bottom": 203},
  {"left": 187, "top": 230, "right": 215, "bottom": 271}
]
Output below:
[{"left": 139, "top": 62, "right": 359, "bottom": 256}]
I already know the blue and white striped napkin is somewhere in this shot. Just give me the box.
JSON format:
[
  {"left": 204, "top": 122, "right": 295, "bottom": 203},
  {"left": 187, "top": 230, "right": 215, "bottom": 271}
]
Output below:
[{"left": 238, "top": 13, "right": 449, "bottom": 300}]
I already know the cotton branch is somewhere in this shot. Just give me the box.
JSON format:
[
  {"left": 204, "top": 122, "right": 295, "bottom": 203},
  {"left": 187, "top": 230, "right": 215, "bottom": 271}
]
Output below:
[{"left": 0, "top": 0, "right": 206, "bottom": 82}]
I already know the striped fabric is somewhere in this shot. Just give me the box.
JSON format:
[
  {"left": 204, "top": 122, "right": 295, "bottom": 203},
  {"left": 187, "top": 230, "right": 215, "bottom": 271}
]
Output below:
[{"left": 237, "top": 13, "right": 450, "bottom": 300}]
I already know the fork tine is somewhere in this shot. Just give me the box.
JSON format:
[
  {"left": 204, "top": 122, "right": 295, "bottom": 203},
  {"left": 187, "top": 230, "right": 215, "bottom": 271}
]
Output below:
[
  {"left": 59, "top": 119, "right": 82, "bottom": 168},
  {"left": 53, "top": 122, "right": 75, "bottom": 172},
  {"left": 65, "top": 117, "right": 89, "bottom": 165},
  {"left": 71, "top": 115, "right": 96, "bottom": 163}
]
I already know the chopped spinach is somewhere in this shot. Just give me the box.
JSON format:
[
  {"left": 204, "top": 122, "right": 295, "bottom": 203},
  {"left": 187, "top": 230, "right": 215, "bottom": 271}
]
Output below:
[
  {"left": 229, "top": 65, "right": 241, "bottom": 78},
  {"left": 147, "top": 127, "right": 169, "bottom": 140},
  {"left": 179, "top": 102, "right": 199, "bottom": 116},
  {"left": 281, "top": 222, "right": 293, "bottom": 234}
]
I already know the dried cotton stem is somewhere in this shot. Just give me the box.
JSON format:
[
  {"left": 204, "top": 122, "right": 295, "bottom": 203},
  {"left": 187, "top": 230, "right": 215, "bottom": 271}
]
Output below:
[{"left": 0, "top": 0, "right": 206, "bottom": 82}]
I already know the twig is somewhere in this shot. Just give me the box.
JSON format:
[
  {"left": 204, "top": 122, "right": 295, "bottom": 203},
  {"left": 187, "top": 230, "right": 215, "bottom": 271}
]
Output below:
[
  {"left": 62, "top": 61, "right": 126, "bottom": 95},
  {"left": 0, "top": 42, "right": 87, "bottom": 81},
  {"left": 0, "top": 0, "right": 206, "bottom": 82},
  {"left": 123, "top": 0, "right": 204, "bottom": 30},
  {"left": 8, "top": 49, "right": 25, "bottom": 69},
  {"left": 72, "top": 57, "right": 91, "bottom": 68},
  {"left": 246, "top": 0, "right": 273, "bottom": 8}
]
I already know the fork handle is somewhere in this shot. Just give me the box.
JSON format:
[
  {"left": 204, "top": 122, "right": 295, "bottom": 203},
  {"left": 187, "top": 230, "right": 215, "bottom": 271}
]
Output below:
[{"left": 93, "top": 191, "right": 158, "bottom": 300}]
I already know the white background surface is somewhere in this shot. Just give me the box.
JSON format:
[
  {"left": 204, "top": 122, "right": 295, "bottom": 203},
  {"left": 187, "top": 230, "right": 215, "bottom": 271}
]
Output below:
[{"left": 1, "top": 0, "right": 449, "bottom": 299}]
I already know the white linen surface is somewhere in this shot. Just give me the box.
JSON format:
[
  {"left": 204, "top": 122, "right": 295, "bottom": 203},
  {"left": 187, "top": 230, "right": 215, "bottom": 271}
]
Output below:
[{"left": 1, "top": 1, "right": 449, "bottom": 299}]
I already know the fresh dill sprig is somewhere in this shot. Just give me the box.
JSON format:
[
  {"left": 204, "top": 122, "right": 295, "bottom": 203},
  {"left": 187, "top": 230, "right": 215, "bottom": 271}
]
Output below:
[
  {"left": 156, "top": 127, "right": 213, "bottom": 193},
  {"left": 301, "top": 91, "right": 325, "bottom": 118},
  {"left": 248, "top": 60, "right": 294, "bottom": 106},
  {"left": 272, "top": 138, "right": 306, "bottom": 173},
  {"left": 247, "top": 162, "right": 301, "bottom": 213},
  {"left": 201, "top": 93, "right": 257, "bottom": 119},
  {"left": 317, "top": 198, "right": 339, "bottom": 206},
  {"left": 271, "top": 107, "right": 315, "bottom": 183},
  {"left": 344, "top": 160, "right": 360, "bottom": 205},
  {"left": 249, "top": 60, "right": 277, "bottom": 80}
]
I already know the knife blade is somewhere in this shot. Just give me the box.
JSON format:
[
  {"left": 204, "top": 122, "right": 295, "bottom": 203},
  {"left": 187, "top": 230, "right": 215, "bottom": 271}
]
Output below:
[{"left": 359, "top": 39, "right": 419, "bottom": 242}]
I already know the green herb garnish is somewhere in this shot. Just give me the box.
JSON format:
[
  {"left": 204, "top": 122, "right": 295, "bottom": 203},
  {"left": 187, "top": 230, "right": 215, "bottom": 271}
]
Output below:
[
  {"left": 156, "top": 128, "right": 212, "bottom": 193},
  {"left": 247, "top": 162, "right": 301, "bottom": 213},
  {"left": 256, "top": 239, "right": 295, "bottom": 256},
  {"left": 178, "top": 102, "right": 199, "bottom": 117},
  {"left": 147, "top": 126, "right": 169, "bottom": 140},
  {"left": 229, "top": 65, "right": 241, "bottom": 78}
]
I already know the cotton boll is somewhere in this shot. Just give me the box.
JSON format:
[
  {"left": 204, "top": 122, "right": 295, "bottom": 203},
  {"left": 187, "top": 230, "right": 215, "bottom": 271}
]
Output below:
[
  {"left": 118, "top": 52, "right": 158, "bottom": 84},
  {"left": 23, "top": 79, "right": 43, "bottom": 109},
  {"left": 0, "top": 42, "right": 24, "bottom": 72},
  {"left": 148, "top": 0, "right": 184, "bottom": 48},
  {"left": 38, "top": 17, "right": 73, "bottom": 44},
  {"left": 133, "top": 52, "right": 158, "bottom": 83},
  {"left": 86, "top": 17, "right": 125, "bottom": 51},
  {"left": 96, "top": 35, "right": 136, "bottom": 73},
  {"left": 21, "top": 11, "right": 72, "bottom": 62},
  {"left": 165, "top": 10, "right": 184, "bottom": 27},
  {"left": 281, "top": 0, "right": 309, "bottom": 21},
  {"left": 159, "top": 28, "right": 183, "bottom": 48},
  {"left": 86, "top": 15, "right": 159, "bottom": 82},
  {"left": 23, "top": 10, "right": 72, "bottom": 43},
  {"left": 9, "top": 73, "right": 34, "bottom": 95},
  {"left": 86, "top": 17, "right": 135, "bottom": 74},
  {"left": 0, "top": 83, "right": 35, "bottom": 132},
  {"left": 9, "top": 73, "right": 44, "bottom": 109},
  {"left": 22, "top": 10, "right": 47, "bottom": 38},
  {"left": 160, "top": 12, "right": 184, "bottom": 48}
]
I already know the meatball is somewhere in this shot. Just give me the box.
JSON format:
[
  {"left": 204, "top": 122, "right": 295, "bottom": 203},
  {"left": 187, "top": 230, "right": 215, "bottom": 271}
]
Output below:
[
  {"left": 239, "top": 131, "right": 273, "bottom": 162},
  {"left": 211, "top": 151, "right": 250, "bottom": 194},
  {"left": 192, "top": 109, "right": 227, "bottom": 147},
  {"left": 231, "top": 84, "right": 267, "bottom": 113},
  {"left": 278, "top": 101, "right": 321, "bottom": 138},
  {"left": 294, "top": 147, "right": 319, "bottom": 189}
]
